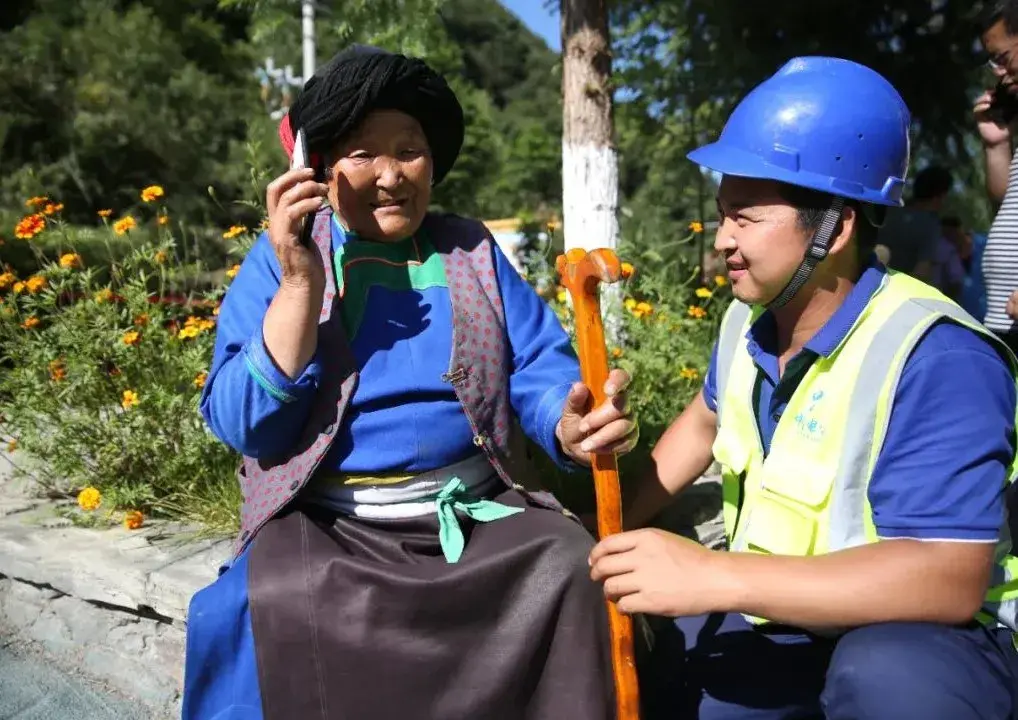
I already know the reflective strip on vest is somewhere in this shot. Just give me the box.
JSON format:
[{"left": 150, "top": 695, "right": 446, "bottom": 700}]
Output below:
[{"left": 713, "top": 273, "right": 1018, "bottom": 631}]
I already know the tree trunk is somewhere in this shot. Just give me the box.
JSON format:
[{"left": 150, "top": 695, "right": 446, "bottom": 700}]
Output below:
[{"left": 560, "top": 0, "right": 622, "bottom": 342}]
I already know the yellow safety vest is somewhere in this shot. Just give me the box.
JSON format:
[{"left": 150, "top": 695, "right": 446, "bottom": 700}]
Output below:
[{"left": 712, "top": 271, "right": 1018, "bottom": 630}]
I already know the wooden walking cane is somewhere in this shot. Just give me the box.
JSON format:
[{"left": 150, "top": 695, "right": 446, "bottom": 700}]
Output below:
[{"left": 556, "top": 247, "right": 641, "bottom": 720}]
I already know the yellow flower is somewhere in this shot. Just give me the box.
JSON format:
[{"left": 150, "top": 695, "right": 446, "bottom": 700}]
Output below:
[
  {"left": 154, "top": 250, "right": 168, "bottom": 264},
  {"left": 123, "top": 510, "right": 145, "bottom": 530},
  {"left": 25, "top": 196, "right": 48, "bottom": 208},
  {"left": 555, "top": 288, "right": 568, "bottom": 304},
  {"left": 0, "top": 272, "right": 15, "bottom": 290},
  {"left": 48, "top": 359, "right": 66, "bottom": 382},
  {"left": 94, "top": 287, "right": 114, "bottom": 303},
  {"left": 225, "top": 264, "right": 241, "bottom": 280},
  {"left": 714, "top": 274, "right": 728, "bottom": 287},
  {"left": 157, "top": 214, "right": 170, "bottom": 226},
  {"left": 680, "top": 367, "right": 700, "bottom": 381},
  {"left": 122, "top": 330, "right": 141, "bottom": 346},
  {"left": 21, "top": 316, "right": 40, "bottom": 329},
  {"left": 113, "top": 216, "right": 137, "bottom": 235},
  {"left": 611, "top": 347, "right": 623, "bottom": 358},
  {"left": 121, "top": 389, "right": 139, "bottom": 410},
  {"left": 695, "top": 287, "right": 713, "bottom": 299},
  {"left": 12, "top": 281, "right": 25, "bottom": 294},
  {"left": 6, "top": 439, "right": 17, "bottom": 452},
  {"left": 193, "top": 371, "right": 208, "bottom": 389},
  {"left": 133, "top": 313, "right": 149, "bottom": 327},
  {"left": 140, "top": 185, "right": 165, "bottom": 203},
  {"left": 624, "top": 297, "right": 637, "bottom": 311},
  {"left": 688, "top": 305, "right": 707, "bottom": 319},
  {"left": 97, "top": 209, "right": 113, "bottom": 218},
  {"left": 178, "top": 325, "right": 201, "bottom": 340},
  {"left": 43, "top": 202, "right": 64, "bottom": 216},
  {"left": 77, "top": 486, "right": 101, "bottom": 511},
  {"left": 25, "top": 275, "right": 47, "bottom": 294},
  {"left": 620, "top": 262, "right": 635, "bottom": 279},
  {"left": 222, "top": 225, "right": 248, "bottom": 239},
  {"left": 259, "top": 217, "right": 270, "bottom": 230},
  {"left": 631, "top": 301, "right": 653, "bottom": 319},
  {"left": 688, "top": 221, "right": 704, "bottom": 234},
  {"left": 59, "top": 253, "right": 82, "bottom": 269},
  {"left": 15, "top": 214, "right": 45, "bottom": 240}
]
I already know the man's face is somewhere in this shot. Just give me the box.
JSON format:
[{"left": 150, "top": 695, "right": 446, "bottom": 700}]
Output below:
[
  {"left": 714, "top": 176, "right": 812, "bottom": 306},
  {"left": 983, "top": 19, "right": 1018, "bottom": 91}
]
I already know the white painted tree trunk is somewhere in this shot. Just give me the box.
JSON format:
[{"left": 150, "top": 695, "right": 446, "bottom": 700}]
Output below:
[{"left": 561, "top": 0, "right": 623, "bottom": 345}]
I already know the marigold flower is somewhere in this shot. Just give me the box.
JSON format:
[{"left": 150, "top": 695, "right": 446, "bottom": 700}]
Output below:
[
  {"left": 15, "top": 214, "right": 45, "bottom": 240},
  {"left": 0, "top": 272, "right": 15, "bottom": 290},
  {"left": 611, "top": 347, "right": 623, "bottom": 358},
  {"left": 77, "top": 486, "right": 101, "bottom": 511},
  {"left": 21, "top": 316, "right": 40, "bottom": 329},
  {"left": 630, "top": 301, "right": 653, "bottom": 319},
  {"left": 154, "top": 250, "right": 168, "bottom": 264},
  {"left": 225, "top": 264, "right": 241, "bottom": 280},
  {"left": 695, "top": 287, "right": 713, "bottom": 299},
  {"left": 59, "top": 253, "right": 82, "bottom": 269},
  {"left": 13, "top": 281, "right": 25, "bottom": 294},
  {"left": 25, "top": 275, "right": 47, "bottom": 294},
  {"left": 133, "top": 313, "right": 149, "bottom": 327},
  {"left": 688, "top": 221, "right": 704, "bottom": 234},
  {"left": 25, "top": 196, "right": 48, "bottom": 208},
  {"left": 714, "top": 274, "right": 728, "bottom": 287},
  {"left": 624, "top": 297, "right": 637, "bottom": 310},
  {"left": 222, "top": 225, "right": 248, "bottom": 239},
  {"left": 43, "top": 202, "right": 64, "bottom": 216},
  {"left": 620, "top": 262, "right": 635, "bottom": 279},
  {"left": 680, "top": 367, "right": 700, "bottom": 380},
  {"left": 178, "top": 325, "right": 201, "bottom": 340},
  {"left": 49, "top": 359, "right": 66, "bottom": 382},
  {"left": 122, "top": 330, "right": 141, "bottom": 346},
  {"left": 94, "top": 287, "right": 114, "bottom": 303},
  {"left": 123, "top": 510, "right": 144, "bottom": 530},
  {"left": 113, "top": 216, "right": 137, "bottom": 235},
  {"left": 688, "top": 305, "right": 707, "bottom": 319},
  {"left": 6, "top": 439, "right": 17, "bottom": 452},
  {"left": 97, "top": 209, "right": 113, "bottom": 218},
  {"left": 193, "top": 371, "right": 208, "bottom": 389},
  {"left": 555, "top": 288, "right": 568, "bottom": 304},
  {"left": 157, "top": 215, "right": 170, "bottom": 226},
  {"left": 140, "top": 185, "right": 165, "bottom": 203},
  {"left": 121, "top": 389, "right": 139, "bottom": 409}
]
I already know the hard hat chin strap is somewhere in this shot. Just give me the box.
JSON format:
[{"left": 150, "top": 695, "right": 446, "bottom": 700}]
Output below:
[{"left": 767, "top": 196, "right": 845, "bottom": 311}]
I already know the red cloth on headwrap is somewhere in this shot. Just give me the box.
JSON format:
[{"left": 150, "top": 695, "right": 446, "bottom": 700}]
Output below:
[{"left": 278, "top": 114, "right": 323, "bottom": 170}]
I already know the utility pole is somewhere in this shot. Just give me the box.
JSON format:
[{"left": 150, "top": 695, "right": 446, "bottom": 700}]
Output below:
[{"left": 302, "top": 0, "right": 316, "bottom": 83}]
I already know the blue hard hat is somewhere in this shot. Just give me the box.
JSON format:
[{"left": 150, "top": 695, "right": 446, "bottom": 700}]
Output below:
[{"left": 688, "top": 57, "right": 911, "bottom": 207}]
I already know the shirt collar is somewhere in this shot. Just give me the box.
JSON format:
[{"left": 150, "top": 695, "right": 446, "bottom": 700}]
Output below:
[{"left": 746, "top": 256, "right": 888, "bottom": 360}]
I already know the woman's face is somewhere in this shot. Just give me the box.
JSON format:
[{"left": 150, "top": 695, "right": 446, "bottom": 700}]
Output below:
[{"left": 326, "top": 110, "right": 433, "bottom": 242}]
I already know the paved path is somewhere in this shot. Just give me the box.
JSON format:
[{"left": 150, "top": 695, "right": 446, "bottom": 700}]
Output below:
[{"left": 0, "top": 642, "right": 142, "bottom": 720}]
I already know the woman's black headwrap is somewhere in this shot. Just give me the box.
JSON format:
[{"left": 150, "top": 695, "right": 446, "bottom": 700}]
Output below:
[{"left": 279, "top": 45, "right": 464, "bottom": 185}]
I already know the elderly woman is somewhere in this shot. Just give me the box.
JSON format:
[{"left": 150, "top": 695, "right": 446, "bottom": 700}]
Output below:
[{"left": 181, "top": 45, "right": 639, "bottom": 719}]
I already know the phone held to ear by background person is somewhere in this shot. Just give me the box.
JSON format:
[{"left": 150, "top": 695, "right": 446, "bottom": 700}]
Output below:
[
  {"left": 990, "top": 80, "right": 1018, "bottom": 125},
  {"left": 290, "top": 127, "right": 319, "bottom": 247}
]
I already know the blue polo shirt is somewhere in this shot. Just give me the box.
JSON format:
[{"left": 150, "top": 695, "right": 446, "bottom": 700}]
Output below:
[{"left": 703, "top": 262, "right": 1017, "bottom": 542}]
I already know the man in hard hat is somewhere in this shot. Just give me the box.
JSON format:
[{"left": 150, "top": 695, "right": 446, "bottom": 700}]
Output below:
[{"left": 590, "top": 57, "right": 1018, "bottom": 719}]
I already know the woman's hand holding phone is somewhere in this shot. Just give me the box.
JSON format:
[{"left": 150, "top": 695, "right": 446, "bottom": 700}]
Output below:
[{"left": 265, "top": 167, "right": 329, "bottom": 293}]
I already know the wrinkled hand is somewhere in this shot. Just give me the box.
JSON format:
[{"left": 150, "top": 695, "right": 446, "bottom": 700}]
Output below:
[
  {"left": 555, "top": 368, "right": 638, "bottom": 466},
  {"left": 589, "top": 528, "right": 734, "bottom": 617},
  {"left": 266, "top": 167, "right": 329, "bottom": 291},
  {"left": 1007, "top": 290, "right": 1018, "bottom": 321},
  {"left": 974, "top": 90, "right": 1013, "bottom": 148}
]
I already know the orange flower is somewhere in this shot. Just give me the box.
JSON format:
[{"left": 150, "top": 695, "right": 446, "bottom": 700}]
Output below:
[
  {"left": 193, "top": 371, "right": 208, "bottom": 389},
  {"left": 77, "top": 487, "right": 101, "bottom": 511},
  {"left": 133, "top": 313, "right": 149, "bottom": 327},
  {"left": 225, "top": 264, "right": 241, "bottom": 280},
  {"left": 688, "top": 221, "right": 704, "bottom": 234},
  {"left": 121, "top": 389, "right": 139, "bottom": 409},
  {"left": 25, "top": 196, "right": 48, "bottom": 208},
  {"left": 0, "top": 272, "right": 16, "bottom": 290},
  {"left": 680, "top": 367, "right": 700, "bottom": 380},
  {"left": 140, "top": 185, "right": 165, "bottom": 203},
  {"left": 714, "top": 274, "right": 728, "bottom": 287},
  {"left": 620, "top": 262, "right": 635, "bottom": 279},
  {"left": 12, "top": 281, "right": 25, "bottom": 294},
  {"left": 94, "top": 287, "right": 114, "bottom": 303},
  {"left": 59, "top": 253, "right": 82, "bottom": 269},
  {"left": 48, "top": 359, "right": 66, "bottom": 382},
  {"left": 122, "top": 330, "right": 141, "bottom": 346},
  {"left": 611, "top": 347, "right": 623, "bottom": 358},
  {"left": 113, "top": 216, "right": 137, "bottom": 235},
  {"left": 688, "top": 305, "right": 707, "bottom": 319},
  {"left": 157, "top": 215, "right": 170, "bottom": 226},
  {"left": 43, "top": 202, "right": 64, "bottom": 216},
  {"left": 222, "top": 225, "right": 248, "bottom": 239},
  {"left": 153, "top": 250, "right": 168, "bottom": 264},
  {"left": 97, "top": 209, "right": 113, "bottom": 218},
  {"left": 15, "top": 214, "right": 45, "bottom": 240},
  {"left": 25, "top": 275, "right": 47, "bottom": 294},
  {"left": 123, "top": 510, "right": 144, "bottom": 530},
  {"left": 21, "top": 316, "right": 40, "bottom": 329}
]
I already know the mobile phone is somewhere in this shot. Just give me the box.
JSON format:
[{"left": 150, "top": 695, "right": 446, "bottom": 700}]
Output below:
[
  {"left": 290, "top": 127, "right": 317, "bottom": 247},
  {"left": 990, "top": 80, "right": 1018, "bottom": 125}
]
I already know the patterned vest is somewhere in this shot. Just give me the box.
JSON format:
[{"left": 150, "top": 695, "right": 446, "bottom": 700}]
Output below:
[{"left": 234, "top": 208, "right": 566, "bottom": 555}]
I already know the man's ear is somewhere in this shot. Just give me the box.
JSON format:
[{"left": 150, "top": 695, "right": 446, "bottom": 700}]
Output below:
[{"left": 827, "top": 203, "right": 857, "bottom": 258}]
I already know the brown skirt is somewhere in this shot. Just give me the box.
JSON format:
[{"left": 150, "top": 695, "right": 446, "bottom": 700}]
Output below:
[{"left": 247, "top": 488, "right": 616, "bottom": 720}]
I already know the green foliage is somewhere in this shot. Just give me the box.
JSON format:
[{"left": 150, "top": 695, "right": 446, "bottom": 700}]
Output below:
[{"left": 0, "top": 217, "right": 245, "bottom": 533}]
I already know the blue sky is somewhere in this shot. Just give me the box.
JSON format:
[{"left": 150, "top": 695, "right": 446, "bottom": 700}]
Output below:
[{"left": 499, "top": 0, "right": 560, "bottom": 51}]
